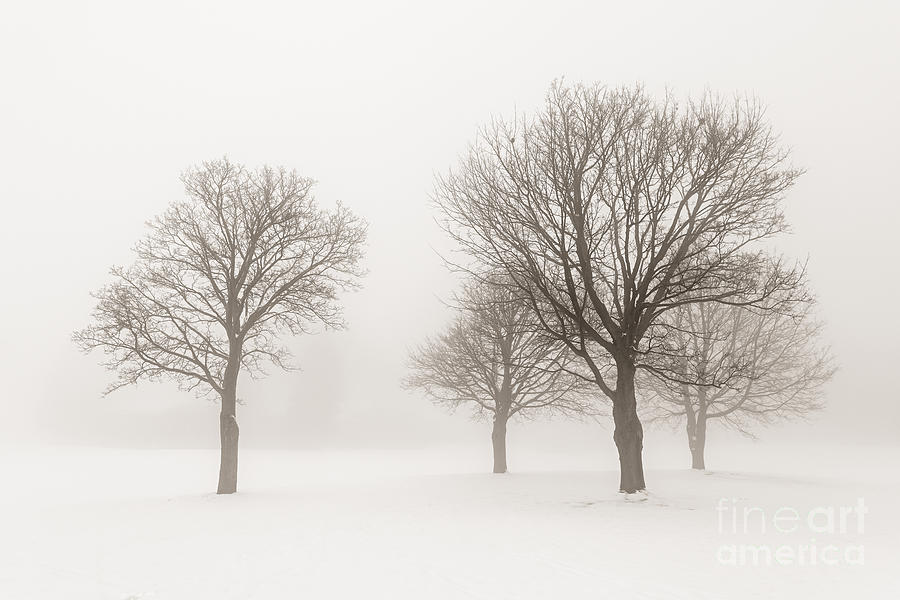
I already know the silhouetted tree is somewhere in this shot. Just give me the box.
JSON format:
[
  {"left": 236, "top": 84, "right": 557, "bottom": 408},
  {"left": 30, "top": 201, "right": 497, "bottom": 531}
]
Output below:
[
  {"left": 74, "top": 158, "right": 366, "bottom": 494},
  {"left": 640, "top": 299, "right": 834, "bottom": 469},
  {"left": 436, "top": 82, "right": 806, "bottom": 492},
  {"left": 405, "top": 279, "right": 594, "bottom": 473}
]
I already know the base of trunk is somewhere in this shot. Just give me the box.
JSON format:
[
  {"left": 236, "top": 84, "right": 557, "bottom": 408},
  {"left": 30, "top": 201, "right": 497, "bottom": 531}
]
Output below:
[
  {"left": 613, "top": 417, "right": 646, "bottom": 493},
  {"left": 217, "top": 412, "right": 239, "bottom": 494},
  {"left": 491, "top": 418, "right": 508, "bottom": 474},
  {"left": 689, "top": 428, "right": 706, "bottom": 470},
  {"left": 611, "top": 360, "right": 646, "bottom": 493}
]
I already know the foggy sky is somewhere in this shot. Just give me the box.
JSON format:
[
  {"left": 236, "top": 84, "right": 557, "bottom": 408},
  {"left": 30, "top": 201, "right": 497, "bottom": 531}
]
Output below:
[{"left": 1, "top": 0, "right": 897, "bottom": 450}]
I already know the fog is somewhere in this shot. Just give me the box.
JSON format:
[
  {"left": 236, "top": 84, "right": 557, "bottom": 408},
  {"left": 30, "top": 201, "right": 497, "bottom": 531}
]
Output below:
[{"left": 1, "top": 0, "right": 897, "bottom": 451}]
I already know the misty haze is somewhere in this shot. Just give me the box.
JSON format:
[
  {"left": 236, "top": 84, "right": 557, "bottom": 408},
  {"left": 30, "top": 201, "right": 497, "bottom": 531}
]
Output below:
[{"left": 1, "top": 1, "right": 898, "bottom": 599}]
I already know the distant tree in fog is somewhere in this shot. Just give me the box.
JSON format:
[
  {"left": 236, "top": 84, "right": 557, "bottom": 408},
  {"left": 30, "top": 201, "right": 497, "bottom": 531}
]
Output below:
[
  {"left": 74, "top": 158, "right": 366, "bottom": 494},
  {"left": 639, "top": 298, "right": 835, "bottom": 469},
  {"left": 435, "top": 82, "right": 807, "bottom": 493},
  {"left": 405, "top": 279, "right": 595, "bottom": 473}
]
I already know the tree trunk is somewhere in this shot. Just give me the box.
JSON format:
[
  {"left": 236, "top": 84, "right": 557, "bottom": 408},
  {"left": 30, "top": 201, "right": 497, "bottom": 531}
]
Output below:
[
  {"left": 690, "top": 389, "right": 708, "bottom": 470},
  {"left": 690, "top": 420, "right": 706, "bottom": 470},
  {"left": 683, "top": 392, "right": 706, "bottom": 470},
  {"left": 216, "top": 352, "right": 240, "bottom": 494},
  {"left": 491, "top": 415, "right": 508, "bottom": 474},
  {"left": 492, "top": 339, "right": 513, "bottom": 474},
  {"left": 217, "top": 410, "right": 239, "bottom": 494},
  {"left": 612, "top": 358, "right": 646, "bottom": 493}
]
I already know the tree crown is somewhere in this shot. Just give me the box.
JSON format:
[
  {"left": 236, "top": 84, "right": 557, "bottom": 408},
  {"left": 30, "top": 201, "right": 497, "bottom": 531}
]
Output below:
[
  {"left": 436, "top": 82, "right": 806, "bottom": 397},
  {"left": 75, "top": 158, "right": 367, "bottom": 395}
]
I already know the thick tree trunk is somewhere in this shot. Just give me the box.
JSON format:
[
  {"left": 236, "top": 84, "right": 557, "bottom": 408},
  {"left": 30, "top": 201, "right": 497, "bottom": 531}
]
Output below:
[
  {"left": 491, "top": 415, "right": 508, "bottom": 474},
  {"left": 612, "top": 359, "right": 646, "bottom": 493},
  {"left": 216, "top": 353, "right": 240, "bottom": 494}
]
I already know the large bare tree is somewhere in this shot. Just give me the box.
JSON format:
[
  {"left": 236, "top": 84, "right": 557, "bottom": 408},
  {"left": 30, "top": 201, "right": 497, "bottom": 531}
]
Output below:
[
  {"left": 405, "top": 279, "right": 594, "bottom": 473},
  {"left": 74, "top": 159, "right": 366, "bottom": 494},
  {"left": 436, "top": 82, "right": 806, "bottom": 492},
  {"left": 640, "top": 300, "right": 834, "bottom": 469}
]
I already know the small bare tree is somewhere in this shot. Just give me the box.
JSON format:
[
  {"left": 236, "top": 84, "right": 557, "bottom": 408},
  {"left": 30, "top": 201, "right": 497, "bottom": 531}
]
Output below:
[
  {"left": 74, "top": 158, "right": 366, "bottom": 494},
  {"left": 405, "top": 280, "right": 595, "bottom": 473},
  {"left": 640, "top": 300, "right": 835, "bottom": 469},
  {"left": 436, "top": 82, "right": 806, "bottom": 492}
]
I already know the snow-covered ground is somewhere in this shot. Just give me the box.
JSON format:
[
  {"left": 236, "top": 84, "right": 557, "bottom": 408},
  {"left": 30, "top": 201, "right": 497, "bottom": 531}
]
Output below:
[{"left": 0, "top": 444, "right": 897, "bottom": 599}]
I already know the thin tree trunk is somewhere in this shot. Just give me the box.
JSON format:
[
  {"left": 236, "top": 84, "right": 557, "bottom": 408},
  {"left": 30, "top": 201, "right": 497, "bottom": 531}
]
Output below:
[
  {"left": 216, "top": 351, "right": 240, "bottom": 494},
  {"left": 217, "top": 409, "right": 239, "bottom": 494},
  {"left": 690, "top": 418, "right": 707, "bottom": 470},
  {"left": 491, "top": 415, "right": 508, "bottom": 473},
  {"left": 683, "top": 390, "right": 706, "bottom": 470},
  {"left": 492, "top": 338, "right": 513, "bottom": 475},
  {"left": 690, "top": 388, "right": 708, "bottom": 470},
  {"left": 612, "top": 358, "right": 646, "bottom": 493}
]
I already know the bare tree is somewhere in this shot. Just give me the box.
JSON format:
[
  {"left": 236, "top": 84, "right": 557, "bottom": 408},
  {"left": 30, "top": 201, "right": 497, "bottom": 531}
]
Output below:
[
  {"left": 640, "top": 300, "right": 835, "bottom": 469},
  {"left": 435, "top": 82, "right": 806, "bottom": 492},
  {"left": 405, "top": 279, "right": 595, "bottom": 473},
  {"left": 74, "top": 158, "right": 366, "bottom": 494}
]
